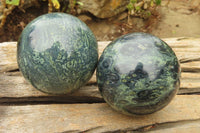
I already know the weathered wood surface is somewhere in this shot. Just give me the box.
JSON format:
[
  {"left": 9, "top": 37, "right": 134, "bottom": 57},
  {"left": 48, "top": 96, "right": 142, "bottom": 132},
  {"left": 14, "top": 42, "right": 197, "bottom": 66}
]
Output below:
[
  {"left": 1, "top": 38, "right": 200, "bottom": 103},
  {"left": 1, "top": 38, "right": 200, "bottom": 132},
  {"left": 0, "top": 71, "right": 200, "bottom": 104},
  {"left": 1, "top": 38, "right": 200, "bottom": 73},
  {"left": 0, "top": 95, "right": 200, "bottom": 133},
  {"left": 0, "top": 72, "right": 102, "bottom": 104}
]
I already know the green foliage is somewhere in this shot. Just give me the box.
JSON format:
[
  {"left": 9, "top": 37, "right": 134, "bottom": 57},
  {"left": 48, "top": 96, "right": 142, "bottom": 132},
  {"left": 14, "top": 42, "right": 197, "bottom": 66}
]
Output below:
[
  {"left": 71, "top": 0, "right": 84, "bottom": 6},
  {"left": 127, "top": 3, "right": 134, "bottom": 10},
  {"left": 76, "top": 1, "right": 84, "bottom": 6},
  {"left": 127, "top": 0, "right": 162, "bottom": 19},
  {"left": 145, "top": 11, "right": 151, "bottom": 17},
  {"left": 51, "top": 0, "right": 60, "bottom": 9},
  {"left": 135, "top": 6, "right": 141, "bottom": 11},
  {"left": 127, "top": 0, "right": 138, "bottom": 10},
  {"left": 6, "top": 0, "right": 20, "bottom": 6},
  {"left": 130, "top": 0, "right": 137, "bottom": 4},
  {"left": 155, "top": 0, "right": 161, "bottom": 5}
]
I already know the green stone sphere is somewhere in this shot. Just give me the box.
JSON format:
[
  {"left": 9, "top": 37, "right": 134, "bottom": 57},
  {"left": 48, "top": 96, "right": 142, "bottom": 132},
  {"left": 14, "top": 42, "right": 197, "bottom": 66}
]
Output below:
[
  {"left": 97, "top": 32, "right": 181, "bottom": 115},
  {"left": 17, "top": 13, "right": 98, "bottom": 94}
]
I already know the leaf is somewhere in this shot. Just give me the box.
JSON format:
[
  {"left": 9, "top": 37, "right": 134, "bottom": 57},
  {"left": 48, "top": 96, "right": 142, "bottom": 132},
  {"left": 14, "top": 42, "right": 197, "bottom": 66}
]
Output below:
[
  {"left": 77, "top": 1, "right": 84, "bottom": 6},
  {"left": 127, "top": 3, "right": 134, "bottom": 10},
  {"left": 51, "top": 0, "right": 60, "bottom": 9},
  {"left": 6, "top": 0, "right": 20, "bottom": 6},
  {"left": 135, "top": 6, "right": 141, "bottom": 11},
  {"left": 130, "top": 0, "right": 137, "bottom": 4},
  {"left": 150, "top": 0, "right": 154, "bottom": 7},
  {"left": 146, "top": 11, "right": 151, "bottom": 17},
  {"left": 155, "top": 0, "right": 161, "bottom": 5}
]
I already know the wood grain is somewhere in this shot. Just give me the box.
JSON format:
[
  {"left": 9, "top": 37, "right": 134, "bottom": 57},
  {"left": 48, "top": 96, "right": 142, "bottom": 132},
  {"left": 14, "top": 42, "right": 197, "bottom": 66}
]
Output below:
[
  {"left": 0, "top": 95, "right": 200, "bottom": 133},
  {"left": 1, "top": 38, "right": 200, "bottom": 72},
  {"left": 0, "top": 70, "right": 200, "bottom": 103},
  {"left": 0, "top": 72, "right": 102, "bottom": 104},
  {"left": 1, "top": 38, "right": 200, "bottom": 132},
  {"left": 146, "top": 119, "right": 200, "bottom": 133},
  {"left": 1, "top": 38, "right": 200, "bottom": 103},
  {"left": 0, "top": 42, "right": 18, "bottom": 73}
]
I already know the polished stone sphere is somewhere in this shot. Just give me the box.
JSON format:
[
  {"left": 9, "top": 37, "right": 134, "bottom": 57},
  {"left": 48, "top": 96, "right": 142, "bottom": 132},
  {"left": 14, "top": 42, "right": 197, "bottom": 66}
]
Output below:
[
  {"left": 17, "top": 13, "right": 98, "bottom": 94},
  {"left": 97, "top": 32, "right": 181, "bottom": 115}
]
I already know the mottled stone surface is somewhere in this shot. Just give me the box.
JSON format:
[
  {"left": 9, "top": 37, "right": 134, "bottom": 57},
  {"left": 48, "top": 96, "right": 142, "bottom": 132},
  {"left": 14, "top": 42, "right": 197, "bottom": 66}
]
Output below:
[
  {"left": 17, "top": 13, "right": 98, "bottom": 94},
  {"left": 97, "top": 33, "right": 181, "bottom": 115}
]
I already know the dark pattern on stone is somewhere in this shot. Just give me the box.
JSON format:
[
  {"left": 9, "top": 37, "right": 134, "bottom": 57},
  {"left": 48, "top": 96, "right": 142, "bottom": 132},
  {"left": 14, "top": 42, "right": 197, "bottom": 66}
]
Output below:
[
  {"left": 17, "top": 13, "right": 98, "bottom": 94},
  {"left": 97, "top": 32, "right": 181, "bottom": 115}
]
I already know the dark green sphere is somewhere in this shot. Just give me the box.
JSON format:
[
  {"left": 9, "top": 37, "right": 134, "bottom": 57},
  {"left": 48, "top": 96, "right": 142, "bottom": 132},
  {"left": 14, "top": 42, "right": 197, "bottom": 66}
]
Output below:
[
  {"left": 17, "top": 13, "right": 98, "bottom": 94},
  {"left": 97, "top": 32, "right": 181, "bottom": 115}
]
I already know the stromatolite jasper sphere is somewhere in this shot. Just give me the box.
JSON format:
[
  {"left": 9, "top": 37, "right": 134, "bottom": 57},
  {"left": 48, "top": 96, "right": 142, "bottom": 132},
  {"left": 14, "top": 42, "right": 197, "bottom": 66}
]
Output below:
[
  {"left": 97, "top": 32, "right": 181, "bottom": 115},
  {"left": 17, "top": 13, "right": 98, "bottom": 94}
]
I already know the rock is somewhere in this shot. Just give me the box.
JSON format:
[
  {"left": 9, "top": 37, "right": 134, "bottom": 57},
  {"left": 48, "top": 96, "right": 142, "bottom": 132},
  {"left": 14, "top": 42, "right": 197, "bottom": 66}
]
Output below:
[
  {"left": 79, "top": 0, "right": 129, "bottom": 18},
  {"left": 97, "top": 33, "right": 180, "bottom": 115},
  {"left": 17, "top": 13, "right": 98, "bottom": 94},
  {"left": 117, "top": 12, "right": 128, "bottom": 20},
  {"left": 78, "top": 14, "right": 92, "bottom": 22}
]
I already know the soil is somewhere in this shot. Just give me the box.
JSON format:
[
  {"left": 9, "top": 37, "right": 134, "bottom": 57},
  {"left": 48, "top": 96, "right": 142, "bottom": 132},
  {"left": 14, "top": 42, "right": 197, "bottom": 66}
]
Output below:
[{"left": 0, "top": 0, "right": 200, "bottom": 42}]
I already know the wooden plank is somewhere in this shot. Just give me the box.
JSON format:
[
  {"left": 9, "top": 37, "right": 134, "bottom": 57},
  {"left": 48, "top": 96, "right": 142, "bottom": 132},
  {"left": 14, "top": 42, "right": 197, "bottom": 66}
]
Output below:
[
  {"left": 181, "top": 61, "right": 200, "bottom": 72},
  {"left": 180, "top": 72, "right": 200, "bottom": 94},
  {"left": 162, "top": 37, "right": 200, "bottom": 48},
  {"left": 0, "top": 72, "right": 102, "bottom": 103},
  {"left": 0, "top": 42, "right": 18, "bottom": 73},
  {"left": 0, "top": 95, "right": 200, "bottom": 133},
  {"left": 145, "top": 120, "right": 200, "bottom": 133},
  {"left": 0, "top": 38, "right": 200, "bottom": 132},
  {"left": 1, "top": 38, "right": 200, "bottom": 72},
  {"left": 1, "top": 38, "right": 200, "bottom": 103},
  {"left": 0, "top": 71, "right": 200, "bottom": 103}
]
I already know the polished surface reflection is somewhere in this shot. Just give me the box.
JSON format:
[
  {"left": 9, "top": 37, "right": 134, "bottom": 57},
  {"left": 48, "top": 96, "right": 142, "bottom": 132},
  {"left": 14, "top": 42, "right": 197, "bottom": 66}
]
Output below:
[
  {"left": 97, "top": 32, "right": 181, "bottom": 115},
  {"left": 17, "top": 13, "right": 98, "bottom": 94}
]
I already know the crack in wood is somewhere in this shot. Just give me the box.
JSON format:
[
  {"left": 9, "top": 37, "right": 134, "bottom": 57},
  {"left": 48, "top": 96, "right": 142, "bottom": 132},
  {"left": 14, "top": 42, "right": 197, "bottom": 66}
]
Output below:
[
  {"left": 6, "top": 68, "right": 19, "bottom": 72},
  {"left": 0, "top": 95, "right": 199, "bottom": 133},
  {"left": 181, "top": 67, "right": 200, "bottom": 72},
  {"left": 0, "top": 96, "right": 105, "bottom": 105},
  {"left": 137, "top": 119, "right": 200, "bottom": 132},
  {"left": 1, "top": 71, "right": 200, "bottom": 104},
  {"left": 58, "top": 130, "right": 80, "bottom": 133},
  {"left": 176, "top": 37, "right": 190, "bottom": 41},
  {"left": 1, "top": 39, "right": 200, "bottom": 132},
  {"left": 180, "top": 58, "right": 200, "bottom": 63},
  {"left": 0, "top": 91, "right": 198, "bottom": 105},
  {"left": 94, "top": 119, "right": 200, "bottom": 133},
  {"left": 57, "top": 119, "right": 200, "bottom": 133}
]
